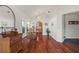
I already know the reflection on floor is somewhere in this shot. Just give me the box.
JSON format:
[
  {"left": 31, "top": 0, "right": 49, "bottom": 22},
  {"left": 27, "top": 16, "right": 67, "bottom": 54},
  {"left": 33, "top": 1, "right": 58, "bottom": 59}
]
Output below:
[{"left": 21, "top": 35, "right": 79, "bottom": 53}]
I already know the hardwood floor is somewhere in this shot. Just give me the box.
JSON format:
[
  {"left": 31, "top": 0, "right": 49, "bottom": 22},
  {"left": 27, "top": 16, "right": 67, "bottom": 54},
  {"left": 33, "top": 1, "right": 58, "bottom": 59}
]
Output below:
[{"left": 21, "top": 35, "right": 79, "bottom": 53}]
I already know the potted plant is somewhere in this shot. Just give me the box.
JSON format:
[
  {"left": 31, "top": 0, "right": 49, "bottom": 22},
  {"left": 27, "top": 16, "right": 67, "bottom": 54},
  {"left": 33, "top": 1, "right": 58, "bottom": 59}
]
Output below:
[{"left": 46, "top": 27, "right": 50, "bottom": 36}]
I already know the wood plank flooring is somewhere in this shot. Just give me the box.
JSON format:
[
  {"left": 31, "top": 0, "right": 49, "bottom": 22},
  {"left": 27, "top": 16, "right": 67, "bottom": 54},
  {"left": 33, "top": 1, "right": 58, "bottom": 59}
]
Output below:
[{"left": 21, "top": 35, "right": 79, "bottom": 53}]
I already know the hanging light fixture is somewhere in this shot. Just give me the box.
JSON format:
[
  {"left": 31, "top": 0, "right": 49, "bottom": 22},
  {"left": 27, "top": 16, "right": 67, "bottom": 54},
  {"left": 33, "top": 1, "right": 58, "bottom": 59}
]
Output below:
[{"left": 0, "top": 5, "right": 16, "bottom": 31}]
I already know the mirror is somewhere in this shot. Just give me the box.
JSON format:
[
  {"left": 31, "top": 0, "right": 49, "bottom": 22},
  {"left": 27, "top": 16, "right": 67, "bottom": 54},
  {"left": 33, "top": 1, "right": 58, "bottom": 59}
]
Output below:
[{"left": 0, "top": 5, "right": 15, "bottom": 33}]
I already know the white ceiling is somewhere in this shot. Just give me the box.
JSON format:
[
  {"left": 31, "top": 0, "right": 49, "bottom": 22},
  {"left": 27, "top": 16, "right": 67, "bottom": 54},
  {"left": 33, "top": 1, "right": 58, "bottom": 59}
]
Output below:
[
  {"left": 9, "top": 5, "right": 79, "bottom": 20},
  {"left": 12, "top": 5, "right": 60, "bottom": 19}
]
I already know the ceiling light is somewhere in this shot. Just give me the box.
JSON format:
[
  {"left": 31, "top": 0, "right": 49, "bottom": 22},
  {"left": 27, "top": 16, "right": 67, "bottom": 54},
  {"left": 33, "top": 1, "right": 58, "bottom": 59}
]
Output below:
[{"left": 48, "top": 11, "right": 51, "bottom": 13}]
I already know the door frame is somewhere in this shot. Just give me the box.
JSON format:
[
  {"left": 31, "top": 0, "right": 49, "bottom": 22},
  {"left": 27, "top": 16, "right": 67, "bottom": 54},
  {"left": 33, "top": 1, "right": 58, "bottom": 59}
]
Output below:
[{"left": 62, "top": 14, "right": 66, "bottom": 39}]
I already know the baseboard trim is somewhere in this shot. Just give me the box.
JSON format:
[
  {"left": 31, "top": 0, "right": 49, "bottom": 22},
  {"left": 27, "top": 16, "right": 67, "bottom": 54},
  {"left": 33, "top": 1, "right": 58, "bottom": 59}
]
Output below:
[{"left": 49, "top": 35, "right": 64, "bottom": 43}]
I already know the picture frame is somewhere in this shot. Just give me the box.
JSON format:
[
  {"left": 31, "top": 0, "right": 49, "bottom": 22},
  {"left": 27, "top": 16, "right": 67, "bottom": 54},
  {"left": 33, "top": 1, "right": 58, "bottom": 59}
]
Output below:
[{"left": 68, "top": 21, "right": 79, "bottom": 25}]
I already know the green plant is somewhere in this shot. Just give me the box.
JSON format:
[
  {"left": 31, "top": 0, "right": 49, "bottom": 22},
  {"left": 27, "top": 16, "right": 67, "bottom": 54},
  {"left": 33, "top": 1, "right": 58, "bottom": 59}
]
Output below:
[{"left": 46, "top": 28, "right": 50, "bottom": 36}]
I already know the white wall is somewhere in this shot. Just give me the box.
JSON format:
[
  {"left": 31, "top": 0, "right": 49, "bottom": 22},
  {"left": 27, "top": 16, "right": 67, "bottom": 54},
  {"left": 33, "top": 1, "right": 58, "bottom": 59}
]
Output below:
[
  {"left": 64, "top": 13, "right": 79, "bottom": 38},
  {"left": 9, "top": 6, "right": 27, "bottom": 33},
  {"left": 48, "top": 6, "right": 79, "bottom": 42},
  {"left": 48, "top": 15, "right": 64, "bottom": 42},
  {"left": 0, "top": 6, "right": 14, "bottom": 33},
  {"left": 57, "top": 15, "right": 64, "bottom": 42},
  {"left": 49, "top": 16, "right": 57, "bottom": 40}
]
